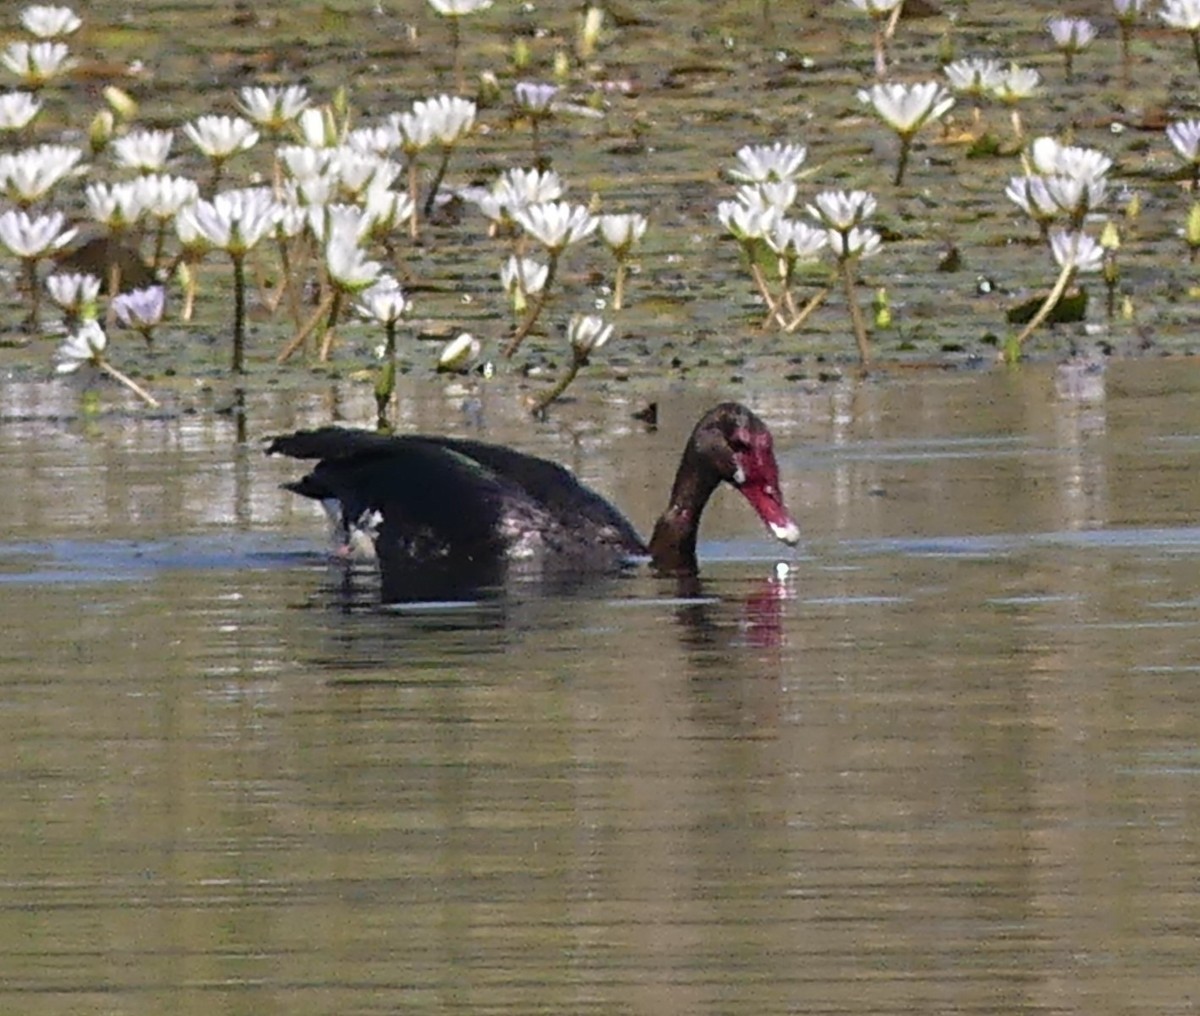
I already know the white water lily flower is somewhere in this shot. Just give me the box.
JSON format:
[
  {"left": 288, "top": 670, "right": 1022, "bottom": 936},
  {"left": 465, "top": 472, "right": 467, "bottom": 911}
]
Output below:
[
  {"left": 1047, "top": 17, "right": 1096, "bottom": 52},
  {"left": 567, "top": 314, "right": 613, "bottom": 358},
  {"left": 858, "top": 81, "right": 954, "bottom": 136},
  {"left": 392, "top": 109, "right": 436, "bottom": 154},
  {"left": 1168, "top": 119, "right": 1200, "bottom": 163},
  {"left": 55, "top": 318, "right": 106, "bottom": 374},
  {"left": 1114, "top": 0, "right": 1146, "bottom": 20},
  {"left": 1043, "top": 175, "right": 1107, "bottom": 218},
  {"left": 846, "top": 0, "right": 902, "bottom": 14},
  {"left": 45, "top": 271, "right": 99, "bottom": 313},
  {"left": 20, "top": 5, "right": 81, "bottom": 37},
  {"left": 827, "top": 225, "right": 882, "bottom": 260},
  {"left": 0, "top": 91, "right": 41, "bottom": 131},
  {"left": 1029, "top": 137, "right": 1112, "bottom": 181},
  {"left": 183, "top": 114, "right": 259, "bottom": 161},
  {"left": 475, "top": 167, "right": 565, "bottom": 224},
  {"left": 1, "top": 41, "right": 76, "bottom": 87},
  {"left": 361, "top": 183, "right": 415, "bottom": 235},
  {"left": 297, "top": 107, "right": 337, "bottom": 148},
  {"left": 356, "top": 278, "right": 408, "bottom": 324},
  {"left": 325, "top": 229, "right": 382, "bottom": 292},
  {"left": 730, "top": 142, "right": 808, "bottom": 184},
  {"left": 238, "top": 84, "right": 310, "bottom": 131},
  {"left": 1161, "top": 0, "right": 1200, "bottom": 30},
  {"left": 113, "top": 128, "right": 174, "bottom": 172},
  {"left": 427, "top": 0, "right": 493, "bottom": 13},
  {"left": 1049, "top": 229, "right": 1104, "bottom": 272},
  {"left": 412, "top": 95, "right": 477, "bottom": 146},
  {"left": 278, "top": 144, "right": 336, "bottom": 181},
  {"left": 943, "top": 57, "right": 1004, "bottom": 96},
  {"left": 806, "top": 190, "right": 877, "bottom": 232},
  {"left": 990, "top": 63, "right": 1041, "bottom": 103},
  {"left": 599, "top": 212, "right": 648, "bottom": 254},
  {"left": 764, "top": 218, "right": 829, "bottom": 261},
  {"left": 1005, "top": 175, "right": 1059, "bottom": 221},
  {"left": 744, "top": 180, "right": 798, "bottom": 212},
  {"left": 136, "top": 173, "right": 200, "bottom": 221},
  {"left": 176, "top": 187, "right": 277, "bottom": 253},
  {"left": 85, "top": 180, "right": 146, "bottom": 229},
  {"left": 347, "top": 124, "right": 401, "bottom": 157},
  {"left": 717, "top": 196, "right": 779, "bottom": 242},
  {"left": 0, "top": 207, "right": 76, "bottom": 258},
  {"left": 501, "top": 256, "right": 550, "bottom": 300},
  {"left": 0, "top": 143, "right": 83, "bottom": 204},
  {"left": 514, "top": 201, "right": 597, "bottom": 252}
]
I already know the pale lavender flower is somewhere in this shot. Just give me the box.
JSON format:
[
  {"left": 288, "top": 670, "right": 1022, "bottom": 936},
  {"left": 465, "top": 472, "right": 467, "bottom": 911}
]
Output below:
[
  {"left": 111, "top": 284, "right": 166, "bottom": 340},
  {"left": 1049, "top": 229, "right": 1104, "bottom": 272}
]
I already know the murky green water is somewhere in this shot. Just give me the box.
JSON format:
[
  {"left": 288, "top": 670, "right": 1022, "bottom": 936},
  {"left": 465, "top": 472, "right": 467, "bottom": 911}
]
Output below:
[{"left": 3, "top": 361, "right": 1200, "bottom": 1014}]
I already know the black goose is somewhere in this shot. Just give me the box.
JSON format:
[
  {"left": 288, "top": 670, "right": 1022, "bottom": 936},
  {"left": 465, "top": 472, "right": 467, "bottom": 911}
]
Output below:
[{"left": 267, "top": 402, "right": 800, "bottom": 580}]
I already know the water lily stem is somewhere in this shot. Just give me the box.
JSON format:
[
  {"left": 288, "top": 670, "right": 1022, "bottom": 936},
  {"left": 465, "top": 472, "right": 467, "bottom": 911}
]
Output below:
[
  {"left": 100, "top": 360, "right": 160, "bottom": 408},
  {"left": 318, "top": 288, "right": 344, "bottom": 362},
  {"left": 407, "top": 158, "right": 421, "bottom": 240},
  {"left": 505, "top": 251, "right": 559, "bottom": 357},
  {"left": 784, "top": 286, "right": 830, "bottom": 333},
  {"left": 277, "top": 291, "right": 335, "bottom": 363},
  {"left": 1192, "top": 30, "right": 1200, "bottom": 78},
  {"left": 22, "top": 257, "right": 39, "bottom": 333},
  {"left": 839, "top": 258, "right": 871, "bottom": 368},
  {"left": 1012, "top": 259, "right": 1075, "bottom": 352},
  {"left": 894, "top": 134, "right": 912, "bottom": 186},
  {"left": 423, "top": 147, "right": 452, "bottom": 218},
  {"left": 231, "top": 252, "right": 246, "bottom": 374},
  {"left": 529, "top": 350, "right": 583, "bottom": 417},
  {"left": 613, "top": 259, "right": 628, "bottom": 311},
  {"left": 749, "top": 261, "right": 787, "bottom": 328}
]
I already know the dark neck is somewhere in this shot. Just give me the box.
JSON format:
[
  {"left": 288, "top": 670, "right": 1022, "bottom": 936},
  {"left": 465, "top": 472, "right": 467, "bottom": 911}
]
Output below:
[{"left": 647, "top": 451, "right": 720, "bottom": 575}]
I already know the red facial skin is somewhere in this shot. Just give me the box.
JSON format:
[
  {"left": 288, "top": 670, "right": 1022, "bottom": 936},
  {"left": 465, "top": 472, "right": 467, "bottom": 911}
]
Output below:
[{"left": 732, "top": 428, "right": 800, "bottom": 540}]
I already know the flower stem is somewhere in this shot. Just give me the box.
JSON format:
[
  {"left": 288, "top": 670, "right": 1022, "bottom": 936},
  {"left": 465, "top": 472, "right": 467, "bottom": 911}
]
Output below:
[
  {"left": 1119, "top": 24, "right": 1132, "bottom": 89},
  {"left": 529, "top": 351, "right": 583, "bottom": 417},
  {"left": 23, "top": 257, "right": 39, "bottom": 333},
  {"left": 277, "top": 291, "right": 334, "bottom": 363},
  {"left": 505, "top": 251, "right": 559, "bottom": 357},
  {"left": 612, "top": 259, "right": 627, "bottom": 311},
  {"left": 1012, "top": 259, "right": 1075, "bottom": 352},
  {"left": 100, "top": 360, "right": 160, "bottom": 408},
  {"left": 784, "top": 286, "right": 830, "bottom": 333},
  {"left": 407, "top": 158, "right": 421, "bottom": 240},
  {"left": 231, "top": 252, "right": 246, "bottom": 374},
  {"left": 749, "top": 261, "right": 787, "bottom": 329},
  {"left": 423, "top": 146, "right": 452, "bottom": 218},
  {"left": 1192, "top": 30, "right": 1200, "bottom": 78},
  {"left": 839, "top": 258, "right": 871, "bottom": 368},
  {"left": 894, "top": 134, "right": 912, "bottom": 186},
  {"left": 318, "top": 288, "right": 343, "bottom": 362}
]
